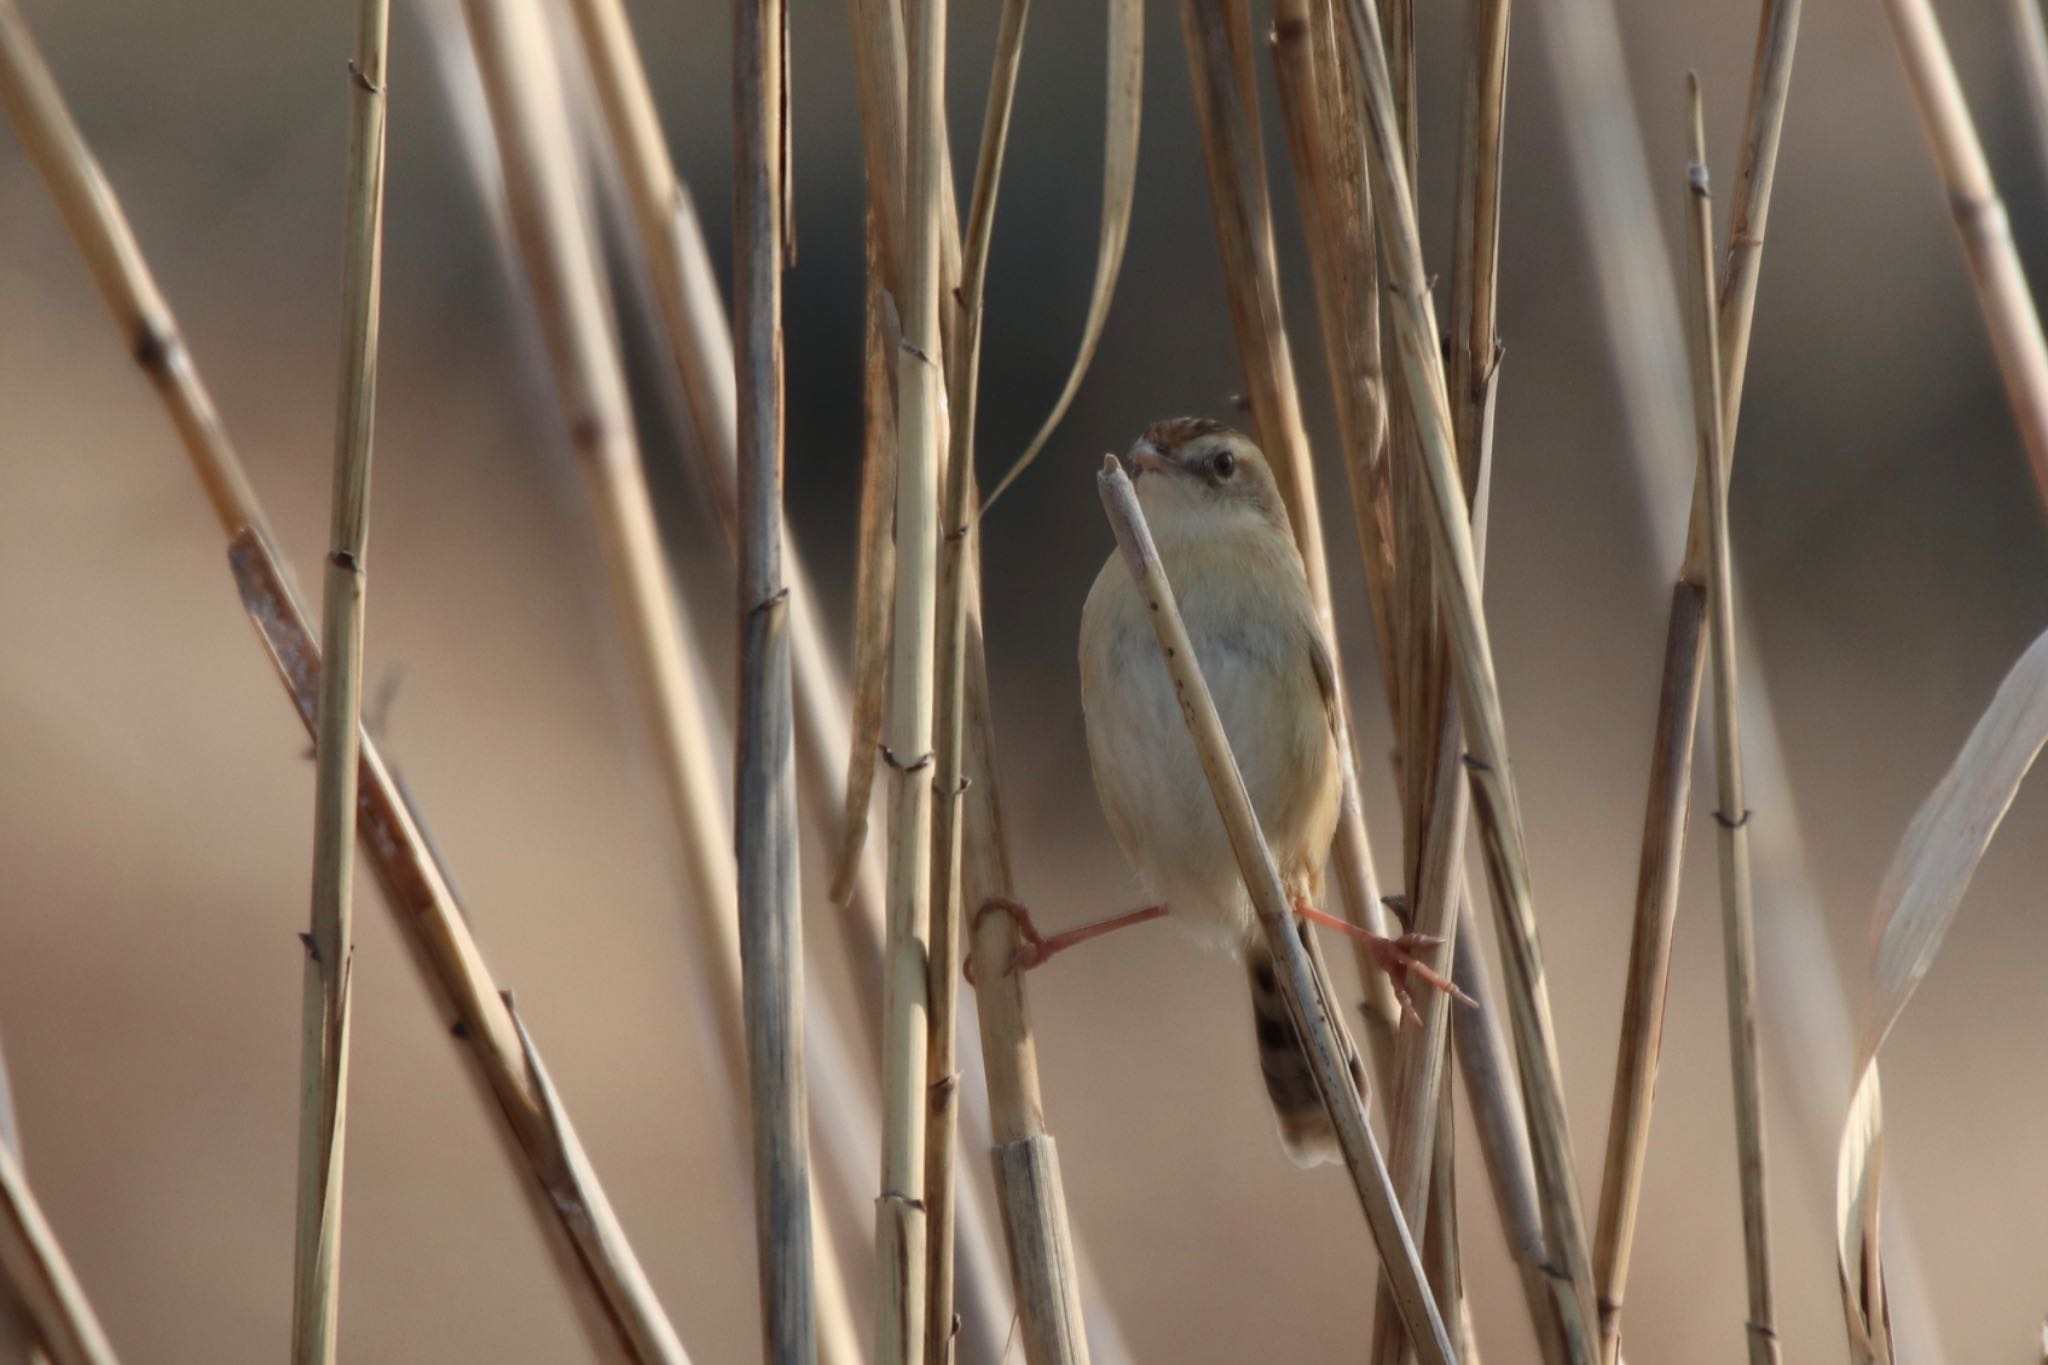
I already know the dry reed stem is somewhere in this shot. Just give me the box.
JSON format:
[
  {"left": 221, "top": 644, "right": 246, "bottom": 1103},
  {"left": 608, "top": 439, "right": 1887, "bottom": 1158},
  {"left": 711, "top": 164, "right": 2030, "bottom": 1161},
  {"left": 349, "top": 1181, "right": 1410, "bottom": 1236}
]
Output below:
[
  {"left": 231, "top": 536, "right": 689, "bottom": 1363},
  {"left": 733, "top": 0, "right": 820, "bottom": 1352},
  {"left": 1588, "top": 578, "right": 1704, "bottom": 1364},
  {"left": 1367, "top": 2, "right": 1509, "bottom": 1355},
  {"left": 1097, "top": 458, "right": 1453, "bottom": 1363},
  {"left": 552, "top": 6, "right": 1024, "bottom": 1346},
  {"left": 1333, "top": 0, "right": 1599, "bottom": 1351},
  {"left": 1589, "top": 6, "right": 1800, "bottom": 1355},
  {"left": 837, "top": 248, "right": 898, "bottom": 913},
  {"left": 876, "top": 0, "right": 950, "bottom": 1350},
  {"left": 961, "top": 581, "right": 1093, "bottom": 1365},
  {"left": 0, "top": 6, "right": 688, "bottom": 1357},
  {"left": 925, "top": 0, "right": 1029, "bottom": 1355},
  {"left": 1877, "top": 0, "right": 2048, "bottom": 510},
  {"left": 2011, "top": 0, "right": 2048, "bottom": 193},
  {"left": 1268, "top": 0, "right": 1397, "bottom": 711},
  {"left": 1681, "top": 78, "right": 1781, "bottom": 1365},
  {"left": 0, "top": 1144, "right": 117, "bottom": 1365},
  {"left": 466, "top": 4, "right": 872, "bottom": 1357},
  {"left": 1178, "top": 0, "right": 1401, "bottom": 1029},
  {"left": 291, "top": 4, "right": 390, "bottom": 1358},
  {"left": 1448, "top": 902, "right": 1570, "bottom": 1365}
]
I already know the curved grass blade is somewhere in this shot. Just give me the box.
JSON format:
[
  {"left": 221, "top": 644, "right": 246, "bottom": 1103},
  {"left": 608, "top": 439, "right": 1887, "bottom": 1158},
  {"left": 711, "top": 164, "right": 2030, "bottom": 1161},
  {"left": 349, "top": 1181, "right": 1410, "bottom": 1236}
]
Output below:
[
  {"left": 982, "top": 0, "right": 1140, "bottom": 511},
  {"left": 1835, "top": 626, "right": 2048, "bottom": 1362}
]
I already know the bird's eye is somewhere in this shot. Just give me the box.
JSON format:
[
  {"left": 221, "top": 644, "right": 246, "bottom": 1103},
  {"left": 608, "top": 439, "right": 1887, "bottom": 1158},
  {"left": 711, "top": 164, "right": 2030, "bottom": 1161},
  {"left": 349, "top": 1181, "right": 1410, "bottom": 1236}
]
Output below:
[{"left": 1212, "top": 449, "right": 1237, "bottom": 480}]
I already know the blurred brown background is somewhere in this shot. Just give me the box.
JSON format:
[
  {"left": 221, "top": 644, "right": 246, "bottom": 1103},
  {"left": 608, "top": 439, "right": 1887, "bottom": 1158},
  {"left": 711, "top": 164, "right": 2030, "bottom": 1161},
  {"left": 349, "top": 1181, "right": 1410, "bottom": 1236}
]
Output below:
[{"left": 3, "top": 0, "right": 2047, "bottom": 1359}]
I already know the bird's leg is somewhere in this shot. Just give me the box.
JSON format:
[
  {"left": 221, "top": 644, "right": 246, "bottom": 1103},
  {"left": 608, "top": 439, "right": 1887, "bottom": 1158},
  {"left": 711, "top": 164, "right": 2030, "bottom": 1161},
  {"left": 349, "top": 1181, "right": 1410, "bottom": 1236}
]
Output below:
[
  {"left": 1291, "top": 899, "right": 1477, "bottom": 1026},
  {"left": 966, "top": 897, "right": 1169, "bottom": 983}
]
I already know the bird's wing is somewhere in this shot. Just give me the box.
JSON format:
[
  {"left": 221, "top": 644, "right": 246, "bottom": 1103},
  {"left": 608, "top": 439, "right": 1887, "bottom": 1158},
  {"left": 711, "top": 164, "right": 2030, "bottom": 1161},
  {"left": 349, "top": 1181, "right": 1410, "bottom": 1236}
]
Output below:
[{"left": 1306, "top": 624, "right": 1346, "bottom": 750}]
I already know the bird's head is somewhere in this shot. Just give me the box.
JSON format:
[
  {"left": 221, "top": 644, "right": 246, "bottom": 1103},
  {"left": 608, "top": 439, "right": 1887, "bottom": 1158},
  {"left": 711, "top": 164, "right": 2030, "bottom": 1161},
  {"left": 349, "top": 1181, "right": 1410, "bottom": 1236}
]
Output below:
[{"left": 1125, "top": 418, "right": 1288, "bottom": 537}]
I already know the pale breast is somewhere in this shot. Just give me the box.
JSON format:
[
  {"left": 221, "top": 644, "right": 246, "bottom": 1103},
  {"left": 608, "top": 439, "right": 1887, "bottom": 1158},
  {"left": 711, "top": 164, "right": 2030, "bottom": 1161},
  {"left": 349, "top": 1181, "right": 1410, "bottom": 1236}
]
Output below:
[{"left": 1079, "top": 530, "right": 1340, "bottom": 948}]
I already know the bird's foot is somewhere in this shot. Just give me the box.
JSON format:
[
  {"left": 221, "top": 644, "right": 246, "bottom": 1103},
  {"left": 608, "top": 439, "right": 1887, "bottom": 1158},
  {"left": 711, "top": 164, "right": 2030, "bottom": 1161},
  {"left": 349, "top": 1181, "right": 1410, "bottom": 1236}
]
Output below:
[
  {"left": 1292, "top": 901, "right": 1477, "bottom": 1026},
  {"left": 965, "top": 898, "right": 1170, "bottom": 985},
  {"left": 966, "top": 897, "right": 1053, "bottom": 984}
]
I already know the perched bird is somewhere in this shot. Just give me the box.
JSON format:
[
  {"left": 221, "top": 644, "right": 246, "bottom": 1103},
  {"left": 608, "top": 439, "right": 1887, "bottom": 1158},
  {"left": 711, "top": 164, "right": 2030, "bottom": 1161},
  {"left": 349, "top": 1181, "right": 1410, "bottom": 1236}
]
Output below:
[{"left": 976, "top": 418, "right": 1458, "bottom": 1166}]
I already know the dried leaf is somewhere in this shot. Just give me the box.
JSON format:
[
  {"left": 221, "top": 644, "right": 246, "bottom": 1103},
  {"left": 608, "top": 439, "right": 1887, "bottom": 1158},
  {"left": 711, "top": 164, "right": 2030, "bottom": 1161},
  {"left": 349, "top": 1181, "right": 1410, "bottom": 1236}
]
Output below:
[
  {"left": 983, "top": 0, "right": 1141, "bottom": 509},
  {"left": 1836, "top": 625, "right": 2048, "bottom": 1363}
]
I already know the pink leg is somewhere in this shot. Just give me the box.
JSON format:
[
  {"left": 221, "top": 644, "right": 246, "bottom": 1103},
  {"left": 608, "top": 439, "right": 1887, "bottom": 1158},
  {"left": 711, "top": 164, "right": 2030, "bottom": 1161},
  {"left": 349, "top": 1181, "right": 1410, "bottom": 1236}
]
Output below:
[
  {"left": 966, "top": 897, "right": 1169, "bottom": 983},
  {"left": 1292, "top": 900, "right": 1477, "bottom": 1025}
]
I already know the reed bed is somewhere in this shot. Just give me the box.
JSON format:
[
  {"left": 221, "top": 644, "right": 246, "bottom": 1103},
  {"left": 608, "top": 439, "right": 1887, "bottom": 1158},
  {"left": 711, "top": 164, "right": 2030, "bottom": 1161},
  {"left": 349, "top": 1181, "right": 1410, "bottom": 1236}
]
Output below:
[
  {"left": 8, "top": 0, "right": 2048, "bottom": 1361},
  {"left": 0, "top": 3, "right": 686, "bottom": 1358}
]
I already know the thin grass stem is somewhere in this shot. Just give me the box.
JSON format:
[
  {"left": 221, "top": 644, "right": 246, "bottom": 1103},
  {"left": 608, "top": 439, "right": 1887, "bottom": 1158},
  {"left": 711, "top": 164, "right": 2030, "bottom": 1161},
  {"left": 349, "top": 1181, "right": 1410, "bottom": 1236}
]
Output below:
[
  {"left": 925, "top": 0, "right": 1029, "bottom": 1356},
  {"left": 1681, "top": 77, "right": 1781, "bottom": 1365},
  {"left": 291, "top": 3, "right": 391, "bottom": 1358},
  {"left": 1589, "top": 7, "right": 1800, "bottom": 1356}
]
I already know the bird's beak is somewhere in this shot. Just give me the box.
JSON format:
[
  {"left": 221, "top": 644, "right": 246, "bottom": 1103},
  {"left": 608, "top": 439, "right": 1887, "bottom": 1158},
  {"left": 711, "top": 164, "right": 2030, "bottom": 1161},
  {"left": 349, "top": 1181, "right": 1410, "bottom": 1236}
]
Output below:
[{"left": 1127, "top": 440, "right": 1175, "bottom": 478}]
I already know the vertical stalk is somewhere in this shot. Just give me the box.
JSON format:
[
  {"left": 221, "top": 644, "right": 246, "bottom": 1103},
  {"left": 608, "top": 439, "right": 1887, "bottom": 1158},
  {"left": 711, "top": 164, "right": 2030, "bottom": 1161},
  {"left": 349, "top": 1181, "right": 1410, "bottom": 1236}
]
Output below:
[
  {"left": 1681, "top": 78, "right": 1781, "bottom": 1365},
  {"left": 292, "top": 3, "right": 390, "bottom": 1359},
  {"left": 927, "top": 1, "right": 1028, "bottom": 1357},
  {"left": 734, "top": 0, "right": 817, "bottom": 1353},
  {"left": 877, "top": 0, "right": 948, "bottom": 1352}
]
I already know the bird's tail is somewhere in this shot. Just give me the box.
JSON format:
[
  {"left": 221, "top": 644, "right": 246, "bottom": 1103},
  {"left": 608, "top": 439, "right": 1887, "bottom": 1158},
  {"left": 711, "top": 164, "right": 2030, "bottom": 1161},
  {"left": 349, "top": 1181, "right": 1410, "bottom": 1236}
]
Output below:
[{"left": 1245, "top": 922, "right": 1366, "bottom": 1168}]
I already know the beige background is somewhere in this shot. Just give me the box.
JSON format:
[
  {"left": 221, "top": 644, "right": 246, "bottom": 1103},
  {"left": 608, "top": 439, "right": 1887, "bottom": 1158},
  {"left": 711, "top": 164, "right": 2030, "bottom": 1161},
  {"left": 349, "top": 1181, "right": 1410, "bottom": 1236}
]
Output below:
[{"left": 3, "top": 0, "right": 2047, "bottom": 1359}]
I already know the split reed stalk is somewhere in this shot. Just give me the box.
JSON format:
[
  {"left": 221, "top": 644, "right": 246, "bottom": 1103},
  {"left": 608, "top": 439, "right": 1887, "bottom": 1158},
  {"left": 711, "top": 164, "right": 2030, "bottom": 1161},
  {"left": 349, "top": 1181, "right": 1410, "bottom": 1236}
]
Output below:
[
  {"left": 1178, "top": 0, "right": 1401, "bottom": 1029},
  {"left": 1333, "top": 0, "right": 1599, "bottom": 1352},
  {"left": 1367, "top": 0, "right": 1508, "bottom": 1355},
  {"left": 291, "top": 3, "right": 390, "bottom": 1359},
  {"left": 926, "top": 2, "right": 1028, "bottom": 1357},
  {"left": 1097, "top": 459, "right": 1453, "bottom": 1364},
  {"left": 876, "top": 0, "right": 950, "bottom": 1352},
  {"left": 0, "top": 5, "right": 686, "bottom": 1357},
  {"left": 1589, "top": 5, "right": 1800, "bottom": 1355},
  {"left": 1269, "top": 0, "right": 1397, "bottom": 714},
  {"left": 733, "top": 0, "right": 819, "bottom": 1353},
  {"left": 1876, "top": 0, "right": 2048, "bottom": 511},
  {"left": 1681, "top": 79, "right": 1781, "bottom": 1365}
]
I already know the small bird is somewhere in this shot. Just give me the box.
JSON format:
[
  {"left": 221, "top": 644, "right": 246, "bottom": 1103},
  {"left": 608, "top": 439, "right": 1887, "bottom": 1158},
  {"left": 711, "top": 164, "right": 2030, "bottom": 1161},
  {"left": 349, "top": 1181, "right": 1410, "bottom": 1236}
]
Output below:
[{"left": 976, "top": 418, "right": 1458, "bottom": 1166}]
